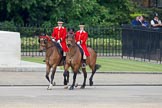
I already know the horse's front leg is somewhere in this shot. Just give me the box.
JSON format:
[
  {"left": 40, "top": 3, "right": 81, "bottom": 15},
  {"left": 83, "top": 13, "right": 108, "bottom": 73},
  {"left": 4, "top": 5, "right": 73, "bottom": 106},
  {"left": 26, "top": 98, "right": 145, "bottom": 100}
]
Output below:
[
  {"left": 69, "top": 72, "right": 77, "bottom": 90},
  {"left": 67, "top": 70, "right": 70, "bottom": 83},
  {"left": 45, "top": 65, "right": 52, "bottom": 89},
  {"left": 81, "top": 68, "right": 87, "bottom": 89},
  {"left": 63, "top": 64, "right": 70, "bottom": 89},
  {"left": 48, "top": 66, "right": 56, "bottom": 90},
  {"left": 63, "top": 70, "right": 69, "bottom": 85},
  {"left": 45, "top": 65, "right": 51, "bottom": 82}
]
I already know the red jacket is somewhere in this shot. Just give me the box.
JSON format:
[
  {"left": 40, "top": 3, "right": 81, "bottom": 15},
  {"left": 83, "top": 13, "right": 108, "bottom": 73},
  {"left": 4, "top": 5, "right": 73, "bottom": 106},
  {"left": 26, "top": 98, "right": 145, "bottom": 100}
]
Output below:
[
  {"left": 75, "top": 30, "right": 90, "bottom": 56},
  {"left": 51, "top": 27, "right": 68, "bottom": 52}
]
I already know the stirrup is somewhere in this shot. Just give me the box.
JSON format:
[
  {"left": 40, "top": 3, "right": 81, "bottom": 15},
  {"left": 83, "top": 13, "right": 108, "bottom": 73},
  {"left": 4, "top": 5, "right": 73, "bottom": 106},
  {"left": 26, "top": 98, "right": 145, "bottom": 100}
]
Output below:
[{"left": 82, "top": 63, "right": 86, "bottom": 68}]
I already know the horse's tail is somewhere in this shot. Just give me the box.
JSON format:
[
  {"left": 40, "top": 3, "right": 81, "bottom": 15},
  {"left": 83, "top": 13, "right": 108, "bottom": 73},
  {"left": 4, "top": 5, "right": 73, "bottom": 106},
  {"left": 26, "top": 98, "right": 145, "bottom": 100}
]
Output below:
[{"left": 95, "top": 64, "right": 101, "bottom": 71}]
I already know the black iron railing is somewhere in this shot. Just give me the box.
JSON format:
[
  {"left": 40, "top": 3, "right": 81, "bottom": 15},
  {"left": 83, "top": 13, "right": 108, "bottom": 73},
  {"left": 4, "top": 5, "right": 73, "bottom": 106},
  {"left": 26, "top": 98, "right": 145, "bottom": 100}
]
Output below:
[
  {"left": 0, "top": 25, "right": 122, "bottom": 57},
  {"left": 122, "top": 25, "right": 162, "bottom": 63},
  {"left": 1, "top": 24, "right": 162, "bottom": 62}
]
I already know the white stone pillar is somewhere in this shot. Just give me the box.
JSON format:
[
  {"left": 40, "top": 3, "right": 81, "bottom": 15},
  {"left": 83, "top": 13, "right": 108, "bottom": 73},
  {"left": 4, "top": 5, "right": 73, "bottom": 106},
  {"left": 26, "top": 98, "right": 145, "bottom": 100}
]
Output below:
[{"left": 0, "top": 31, "right": 21, "bottom": 66}]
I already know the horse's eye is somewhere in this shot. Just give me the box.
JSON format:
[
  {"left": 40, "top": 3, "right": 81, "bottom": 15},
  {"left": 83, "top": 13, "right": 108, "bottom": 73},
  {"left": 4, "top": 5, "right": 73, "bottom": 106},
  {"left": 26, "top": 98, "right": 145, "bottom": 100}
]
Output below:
[{"left": 44, "top": 39, "right": 48, "bottom": 44}]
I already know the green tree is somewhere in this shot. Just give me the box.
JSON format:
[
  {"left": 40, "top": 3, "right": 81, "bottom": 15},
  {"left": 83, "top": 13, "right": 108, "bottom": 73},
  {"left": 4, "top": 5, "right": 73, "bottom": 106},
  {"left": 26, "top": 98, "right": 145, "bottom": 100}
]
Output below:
[
  {"left": 0, "top": 0, "right": 136, "bottom": 26},
  {"left": 97, "top": 0, "right": 135, "bottom": 25}
]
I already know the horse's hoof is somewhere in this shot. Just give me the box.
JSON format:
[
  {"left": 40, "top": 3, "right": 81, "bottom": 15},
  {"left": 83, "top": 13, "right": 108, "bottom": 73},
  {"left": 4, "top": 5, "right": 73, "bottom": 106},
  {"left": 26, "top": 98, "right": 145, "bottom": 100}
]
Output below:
[
  {"left": 47, "top": 87, "right": 52, "bottom": 90},
  {"left": 47, "top": 84, "right": 53, "bottom": 90},
  {"left": 89, "top": 80, "right": 93, "bottom": 86},
  {"left": 64, "top": 81, "right": 67, "bottom": 85},
  {"left": 69, "top": 86, "right": 74, "bottom": 90},
  {"left": 75, "top": 83, "right": 78, "bottom": 88},
  {"left": 64, "top": 85, "right": 68, "bottom": 89},
  {"left": 53, "top": 82, "right": 56, "bottom": 86},
  {"left": 80, "top": 85, "right": 85, "bottom": 89}
]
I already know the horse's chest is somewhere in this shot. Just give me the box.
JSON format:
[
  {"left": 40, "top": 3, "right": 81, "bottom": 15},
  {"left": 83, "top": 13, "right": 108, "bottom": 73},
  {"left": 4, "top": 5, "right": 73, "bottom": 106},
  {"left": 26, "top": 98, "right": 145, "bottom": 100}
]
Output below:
[{"left": 67, "top": 57, "right": 80, "bottom": 65}]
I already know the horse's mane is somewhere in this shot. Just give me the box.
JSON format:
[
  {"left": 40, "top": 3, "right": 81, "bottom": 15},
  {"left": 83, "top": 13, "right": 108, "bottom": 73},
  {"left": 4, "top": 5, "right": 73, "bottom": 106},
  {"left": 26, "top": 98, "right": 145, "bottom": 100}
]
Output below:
[
  {"left": 67, "top": 28, "right": 75, "bottom": 35},
  {"left": 39, "top": 35, "right": 52, "bottom": 42}
]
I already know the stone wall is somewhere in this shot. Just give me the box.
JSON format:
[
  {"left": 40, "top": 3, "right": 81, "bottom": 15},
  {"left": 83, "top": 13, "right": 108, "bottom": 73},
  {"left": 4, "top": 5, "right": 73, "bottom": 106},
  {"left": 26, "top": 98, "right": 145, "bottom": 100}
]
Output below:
[{"left": 0, "top": 31, "right": 21, "bottom": 66}]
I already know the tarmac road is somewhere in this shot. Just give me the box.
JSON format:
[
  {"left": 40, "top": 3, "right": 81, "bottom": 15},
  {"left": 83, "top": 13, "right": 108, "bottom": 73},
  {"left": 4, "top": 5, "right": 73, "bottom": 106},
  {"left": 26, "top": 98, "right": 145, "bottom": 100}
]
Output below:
[
  {"left": 0, "top": 86, "right": 162, "bottom": 108},
  {"left": 0, "top": 71, "right": 162, "bottom": 108},
  {"left": 0, "top": 60, "right": 162, "bottom": 108},
  {"left": 0, "top": 72, "right": 162, "bottom": 86}
]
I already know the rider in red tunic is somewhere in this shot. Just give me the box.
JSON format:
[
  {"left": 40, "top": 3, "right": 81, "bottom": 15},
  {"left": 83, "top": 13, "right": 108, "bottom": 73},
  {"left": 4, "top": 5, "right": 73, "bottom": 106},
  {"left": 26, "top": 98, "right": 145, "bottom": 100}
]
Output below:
[
  {"left": 75, "top": 23, "right": 90, "bottom": 68},
  {"left": 51, "top": 19, "right": 69, "bottom": 62}
]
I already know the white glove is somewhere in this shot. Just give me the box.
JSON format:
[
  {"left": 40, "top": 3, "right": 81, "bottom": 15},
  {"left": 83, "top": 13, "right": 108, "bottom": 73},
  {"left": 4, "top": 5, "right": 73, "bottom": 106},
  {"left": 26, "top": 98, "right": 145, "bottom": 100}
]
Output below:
[
  {"left": 52, "top": 38, "right": 55, "bottom": 42},
  {"left": 77, "top": 41, "right": 80, "bottom": 45},
  {"left": 57, "top": 40, "right": 61, "bottom": 43}
]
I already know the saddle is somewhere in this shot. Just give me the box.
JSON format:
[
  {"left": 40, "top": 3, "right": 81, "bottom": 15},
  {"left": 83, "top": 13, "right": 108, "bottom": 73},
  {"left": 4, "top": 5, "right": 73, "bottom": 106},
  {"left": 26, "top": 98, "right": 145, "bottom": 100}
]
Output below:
[
  {"left": 53, "top": 42, "right": 64, "bottom": 64},
  {"left": 53, "top": 42, "right": 63, "bottom": 54},
  {"left": 77, "top": 44, "right": 84, "bottom": 61}
]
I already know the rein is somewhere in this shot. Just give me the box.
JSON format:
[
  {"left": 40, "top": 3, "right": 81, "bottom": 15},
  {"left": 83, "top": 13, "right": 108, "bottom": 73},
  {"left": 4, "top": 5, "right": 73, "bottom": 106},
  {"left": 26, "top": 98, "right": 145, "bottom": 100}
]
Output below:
[
  {"left": 40, "top": 41, "right": 56, "bottom": 50},
  {"left": 46, "top": 44, "right": 55, "bottom": 50},
  {"left": 44, "top": 42, "right": 56, "bottom": 60}
]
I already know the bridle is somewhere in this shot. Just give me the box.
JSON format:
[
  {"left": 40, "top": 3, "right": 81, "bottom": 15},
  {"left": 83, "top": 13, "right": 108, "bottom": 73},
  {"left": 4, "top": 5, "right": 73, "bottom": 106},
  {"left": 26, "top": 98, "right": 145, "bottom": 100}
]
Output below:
[
  {"left": 66, "top": 33, "right": 76, "bottom": 48},
  {"left": 39, "top": 38, "right": 55, "bottom": 50},
  {"left": 66, "top": 34, "right": 78, "bottom": 57}
]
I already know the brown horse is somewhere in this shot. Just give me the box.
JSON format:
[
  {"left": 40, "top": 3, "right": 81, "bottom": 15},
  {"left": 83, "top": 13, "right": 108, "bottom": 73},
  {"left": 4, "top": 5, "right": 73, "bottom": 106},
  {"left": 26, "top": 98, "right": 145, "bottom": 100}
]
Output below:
[
  {"left": 39, "top": 35, "right": 69, "bottom": 90},
  {"left": 63, "top": 32, "right": 101, "bottom": 90}
]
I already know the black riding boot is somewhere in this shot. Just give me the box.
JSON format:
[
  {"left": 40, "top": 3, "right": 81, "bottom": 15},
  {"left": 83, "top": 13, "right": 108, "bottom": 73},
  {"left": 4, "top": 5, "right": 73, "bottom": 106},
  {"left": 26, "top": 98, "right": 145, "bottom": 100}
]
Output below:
[
  {"left": 63, "top": 56, "right": 66, "bottom": 65},
  {"left": 82, "top": 59, "right": 86, "bottom": 68}
]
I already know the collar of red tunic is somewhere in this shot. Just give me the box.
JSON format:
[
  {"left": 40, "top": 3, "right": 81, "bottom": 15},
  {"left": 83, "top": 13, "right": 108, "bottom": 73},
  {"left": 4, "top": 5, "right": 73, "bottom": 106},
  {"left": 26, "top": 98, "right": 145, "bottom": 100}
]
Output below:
[
  {"left": 57, "top": 26, "right": 64, "bottom": 29},
  {"left": 79, "top": 30, "right": 85, "bottom": 33}
]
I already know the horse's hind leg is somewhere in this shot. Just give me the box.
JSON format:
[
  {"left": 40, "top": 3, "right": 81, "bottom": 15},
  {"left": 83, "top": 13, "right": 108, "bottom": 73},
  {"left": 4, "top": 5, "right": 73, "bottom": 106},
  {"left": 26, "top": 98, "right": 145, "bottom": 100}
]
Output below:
[
  {"left": 80, "top": 68, "right": 87, "bottom": 89},
  {"left": 89, "top": 65, "right": 96, "bottom": 86}
]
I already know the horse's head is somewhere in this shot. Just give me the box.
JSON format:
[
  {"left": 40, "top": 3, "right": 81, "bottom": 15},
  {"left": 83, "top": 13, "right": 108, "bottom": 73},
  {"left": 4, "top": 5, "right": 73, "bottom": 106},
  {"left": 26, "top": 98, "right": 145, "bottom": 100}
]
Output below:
[
  {"left": 38, "top": 35, "right": 51, "bottom": 52},
  {"left": 66, "top": 32, "right": 75, "bottom": 48},
  {"left": 66, "top": 28, "right": 75, "bottom": 48}
]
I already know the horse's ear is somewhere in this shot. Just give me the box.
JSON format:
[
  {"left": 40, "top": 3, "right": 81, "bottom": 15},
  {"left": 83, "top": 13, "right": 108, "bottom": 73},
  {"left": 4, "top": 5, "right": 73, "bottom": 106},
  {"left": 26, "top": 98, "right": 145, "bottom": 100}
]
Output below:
[{"left": 38, "top": 39, "right": 40, "bottom": 43}]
